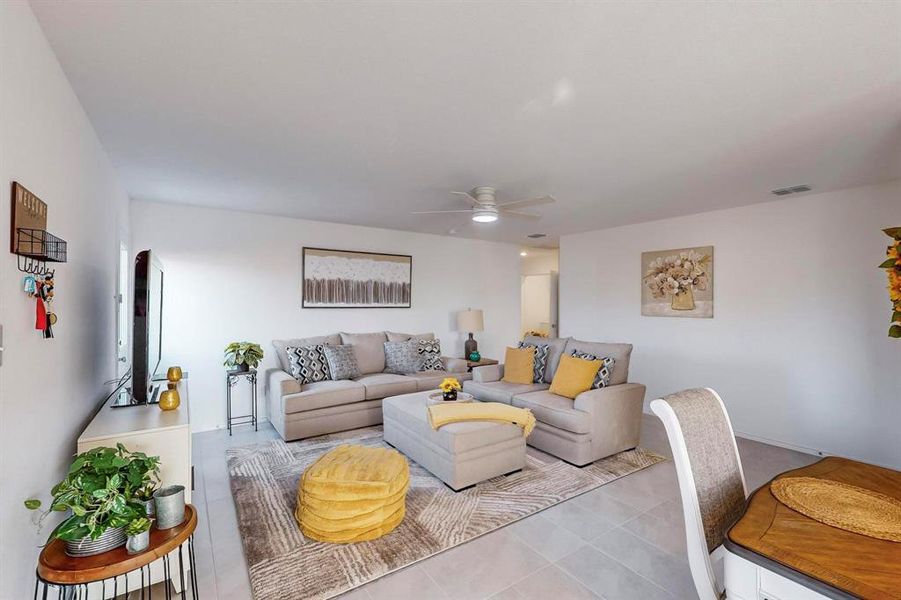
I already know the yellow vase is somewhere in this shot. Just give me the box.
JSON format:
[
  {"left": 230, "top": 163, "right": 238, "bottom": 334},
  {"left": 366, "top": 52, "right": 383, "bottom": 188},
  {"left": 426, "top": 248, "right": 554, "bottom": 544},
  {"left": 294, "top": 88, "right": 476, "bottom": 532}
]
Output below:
[
  {"left": 671, "top": 288, "right": 695, "bottom": 311},
  {"left": 167, "top": 366, "right": 183, "bottom": 383},
  {"left": 159, "top": 385, "right": 180, "bottom": 411}
]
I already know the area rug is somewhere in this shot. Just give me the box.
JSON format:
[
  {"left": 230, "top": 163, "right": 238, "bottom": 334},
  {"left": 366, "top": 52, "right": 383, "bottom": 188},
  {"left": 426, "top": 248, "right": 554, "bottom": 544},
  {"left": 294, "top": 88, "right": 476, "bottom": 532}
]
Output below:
[{"left": 226, "top": 427, "right": 665, "bottom": 600}]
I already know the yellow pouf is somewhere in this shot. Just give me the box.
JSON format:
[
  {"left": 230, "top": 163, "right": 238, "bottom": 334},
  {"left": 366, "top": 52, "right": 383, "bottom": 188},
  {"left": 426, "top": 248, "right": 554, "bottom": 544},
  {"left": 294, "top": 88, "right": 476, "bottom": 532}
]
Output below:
[{"left": 295, "top": 444, "right": 409, "bottom": 543}]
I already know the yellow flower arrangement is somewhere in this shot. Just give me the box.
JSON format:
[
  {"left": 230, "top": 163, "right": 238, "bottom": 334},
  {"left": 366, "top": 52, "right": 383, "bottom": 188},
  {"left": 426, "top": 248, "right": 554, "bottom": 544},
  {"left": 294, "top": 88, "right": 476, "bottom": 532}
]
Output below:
[
  {"left": 879, "top": 227, "right": 901, "bottom": 338},
  {"left": 439, "top": 377, "right": 462, "bottom": 393}
]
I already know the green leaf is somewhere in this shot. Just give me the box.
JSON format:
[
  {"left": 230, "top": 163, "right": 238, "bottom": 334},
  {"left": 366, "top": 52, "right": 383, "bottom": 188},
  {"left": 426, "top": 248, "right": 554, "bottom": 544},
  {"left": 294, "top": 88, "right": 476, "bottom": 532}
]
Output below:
[
  {"left": 92, "top": 489, "right": 109, "bottom": 499},
  {"left": 889, "top": 325, "right": 901, "bottom": 338},
  {"left": 71, "top": 505, "right": 86, "bottom": 516},
  {"left": 883, "top": 227, "right": 901, "bottom": 239},
  {"left": 24, "top": 499, "right": 41, "bottom": 510},
  {"left": 879, "top": 258, "right": 897, "bottom": 269}
]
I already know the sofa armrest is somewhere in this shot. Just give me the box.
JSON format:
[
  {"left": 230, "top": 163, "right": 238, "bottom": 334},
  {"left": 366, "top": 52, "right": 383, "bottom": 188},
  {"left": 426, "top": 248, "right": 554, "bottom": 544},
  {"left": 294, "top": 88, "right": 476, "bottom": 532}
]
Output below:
[
  {"left": 473, "top": 364, "right": 504, "bottom": 383},
  {"left": 442, "top": 357, "right": 469, "bottom": 373},
  {"left": 574, "top": 383, "right": 646, "bottom": 413},
  {"left": 267, "top": 368, "right": 302, "bottom": 397}
]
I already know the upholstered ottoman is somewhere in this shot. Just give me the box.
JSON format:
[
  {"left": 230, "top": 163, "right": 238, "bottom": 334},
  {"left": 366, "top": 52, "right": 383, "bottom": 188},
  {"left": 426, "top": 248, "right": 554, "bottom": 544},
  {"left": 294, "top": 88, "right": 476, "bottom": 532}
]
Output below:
[
  {"left": 295, "top": 444, "right": 409, "bottom": 543},
  {"left": 382, "top": 391, "right": 526, "bottom": 491}
]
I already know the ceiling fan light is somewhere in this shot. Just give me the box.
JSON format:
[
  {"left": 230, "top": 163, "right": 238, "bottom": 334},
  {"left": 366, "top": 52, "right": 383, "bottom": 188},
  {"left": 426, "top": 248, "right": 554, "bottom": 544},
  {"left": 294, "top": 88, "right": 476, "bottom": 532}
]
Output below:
[{"left": 472, "top": 209, "right": 498, "bottom": 223}]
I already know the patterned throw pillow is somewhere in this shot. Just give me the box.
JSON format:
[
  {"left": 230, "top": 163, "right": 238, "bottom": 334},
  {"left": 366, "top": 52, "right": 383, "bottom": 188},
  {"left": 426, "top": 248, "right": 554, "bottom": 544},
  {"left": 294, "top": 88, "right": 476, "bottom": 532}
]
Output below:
[
  {"left": 417, "top": 339, "right": 444, "bottom": 371},
  {"left": 286, "top": 344, "right": 331, "bottom": 384},
  {"left": 323, "top": 344, "right": 361, "bottom": 380},
  {"left": 569, "top": 350, "right": 615, "bottom": 389},
  {"left": 518, "top": 341, "right": 549, "bottom": 384},
  {"left": 384, "top": 340, "right": 421, "bottom": 374}
]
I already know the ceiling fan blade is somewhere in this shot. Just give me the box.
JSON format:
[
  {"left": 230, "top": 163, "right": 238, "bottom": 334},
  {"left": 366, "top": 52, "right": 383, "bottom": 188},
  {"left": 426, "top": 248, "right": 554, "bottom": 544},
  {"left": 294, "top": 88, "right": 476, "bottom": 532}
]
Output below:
[
  {"left": 411, "top": 210, "right": 473, "bottom": 215},
  {"left": 497, "top": 195, "right": 555, "bottom": 209},
  {"left": 451, "top": 191, "right": 483, "bottom": 206},
  {"left": 499, "top": 208, "right": 541, "bottom": 219}
]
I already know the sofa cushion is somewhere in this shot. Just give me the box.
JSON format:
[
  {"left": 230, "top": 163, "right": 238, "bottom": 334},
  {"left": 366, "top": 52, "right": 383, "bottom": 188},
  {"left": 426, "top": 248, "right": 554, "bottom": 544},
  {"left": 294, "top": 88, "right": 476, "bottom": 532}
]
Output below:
[
  {"left": 569, "top": 350, "right": 615, "bottom": 389},
  {"left": 286, "top": 344, "right": 331, "bottom": 384},
  {"left": 323, "top": 344, "right": 361, "bottom": 380},
  {"left": 502, "top": 346, "right": 535, "bottom": 385},
  {"left": 416, "top": 339, "right": 444, "bottom": 371},
  {"left": 386, "top": 331, "right": 435, "bottom": 342},
  {"left": 549, "top": 354, "right": 601, "bottom": 399},
  {"left": 518, "top": 341, "right": 549, "bottom": 383},
  {"left": 352, "top": 373, "right": 418, "bottom": 400},
  {"left": 523, "top": 335, "right": 570, "bottom": 383},
  {"left": 273, "top": 334, "right": 341, "bottom": 372},
  {"left": 283, "top": 380, "right": 366, "bottom": 414},
  {"left": 563, "top": 339, "right": 632, "bottom": 385},
  {"left": 339, "top": 332, "right": 388, "bottom": 374},
  {"left": 383, "top": 340, "right": 421, "bottom": 374},
  {"left": 512, "top": 390, "right": 591, "bottom": 434},
  {"left": 404, "top": 370, "right": 472, "bottom": 392},
  {"left": 463, "top": 380, "right": 550, "bottom": 405}
]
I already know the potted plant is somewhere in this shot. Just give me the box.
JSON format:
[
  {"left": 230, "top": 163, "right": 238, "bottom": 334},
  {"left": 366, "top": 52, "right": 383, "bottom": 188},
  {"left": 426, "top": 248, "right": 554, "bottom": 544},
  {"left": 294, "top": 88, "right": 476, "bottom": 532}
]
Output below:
[
  {"left": 125, "top": 517, "right": 152, "bottom": 554},
  {"left": 25, "top": 444, "right": 158, "bottom": 556},
  {"left": 127, "top": 450, "right": 161, "bottom": 516},
  {"left": 439, "top": 377, "right": 462, "bottom": 401},
  {"left": 223, "top": 341, "right": 264, "bottom": 372}
]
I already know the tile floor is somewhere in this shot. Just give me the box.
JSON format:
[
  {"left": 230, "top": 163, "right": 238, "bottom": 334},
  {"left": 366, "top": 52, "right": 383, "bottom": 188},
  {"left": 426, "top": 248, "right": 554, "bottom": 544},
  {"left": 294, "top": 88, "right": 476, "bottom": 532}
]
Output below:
[{"left": 183, "top": 415, "right": 818, "bottom": 600}]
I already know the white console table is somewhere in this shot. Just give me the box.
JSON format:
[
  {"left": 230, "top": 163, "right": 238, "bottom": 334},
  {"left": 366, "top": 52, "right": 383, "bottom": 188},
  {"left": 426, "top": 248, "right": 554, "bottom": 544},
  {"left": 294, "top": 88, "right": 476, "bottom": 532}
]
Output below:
[{"left": 75, "top": 376, "right": 192, "bottom": 598}]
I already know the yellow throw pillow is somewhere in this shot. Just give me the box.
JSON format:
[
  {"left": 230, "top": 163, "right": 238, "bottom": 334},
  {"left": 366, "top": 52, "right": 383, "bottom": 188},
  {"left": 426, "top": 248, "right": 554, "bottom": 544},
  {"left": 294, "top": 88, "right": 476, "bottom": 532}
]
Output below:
[
  {"left": 502, "top": 346, "right": 536, "bottom": 385},
  {"left": 550, "top": 354, "right": 602, "bottom": 399}
]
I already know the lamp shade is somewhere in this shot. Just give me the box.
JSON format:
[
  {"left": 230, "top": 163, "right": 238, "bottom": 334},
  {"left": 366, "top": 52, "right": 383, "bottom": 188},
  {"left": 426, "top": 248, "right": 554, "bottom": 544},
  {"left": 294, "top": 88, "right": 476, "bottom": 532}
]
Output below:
[{"left": 456, "top": 309, "right": 484, "bottom": 333}]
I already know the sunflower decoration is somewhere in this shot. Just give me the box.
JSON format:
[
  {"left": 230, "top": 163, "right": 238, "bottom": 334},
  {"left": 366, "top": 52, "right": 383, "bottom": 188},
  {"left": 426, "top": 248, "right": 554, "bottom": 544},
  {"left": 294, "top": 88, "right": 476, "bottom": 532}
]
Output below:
[
  {"left": 879, "top": 227, "right": 901, "bottom": 338},
  {"left": 439, "top": 377, "right": 462, "bottom": 401}
]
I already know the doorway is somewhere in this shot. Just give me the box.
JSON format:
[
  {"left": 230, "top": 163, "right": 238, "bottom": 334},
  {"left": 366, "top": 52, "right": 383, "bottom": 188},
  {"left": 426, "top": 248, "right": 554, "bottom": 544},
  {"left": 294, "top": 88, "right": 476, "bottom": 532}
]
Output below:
[
  {"left": 116, "top": 242, "right": 130, "bottom": 379},
  {"left": 520, "top": 248, "right": 559, "bottom": 338}
]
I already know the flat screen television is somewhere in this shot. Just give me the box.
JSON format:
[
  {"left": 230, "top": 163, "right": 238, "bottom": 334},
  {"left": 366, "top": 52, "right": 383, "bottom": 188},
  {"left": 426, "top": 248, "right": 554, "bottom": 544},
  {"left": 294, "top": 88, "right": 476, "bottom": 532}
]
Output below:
[{"left": 131, "top": 249, "right": 164, "bottom": 404}]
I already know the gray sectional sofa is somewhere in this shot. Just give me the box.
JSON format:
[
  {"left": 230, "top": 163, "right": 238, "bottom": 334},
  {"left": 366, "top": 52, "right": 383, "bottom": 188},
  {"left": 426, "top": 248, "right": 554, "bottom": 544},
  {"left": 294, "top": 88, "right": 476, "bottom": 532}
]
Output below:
[
  {"left": 266, "top": 331, "right": 471, "bottom": 441},
  {"left": 463, "top": 335, "right": 646, "bottom": 466}
]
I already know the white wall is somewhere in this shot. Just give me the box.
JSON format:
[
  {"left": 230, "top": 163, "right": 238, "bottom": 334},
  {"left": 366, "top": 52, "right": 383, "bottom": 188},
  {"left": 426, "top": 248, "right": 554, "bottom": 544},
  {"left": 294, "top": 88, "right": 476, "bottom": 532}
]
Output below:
[
  {"left": 131, "top": 201, "right": 521, "bottom": 432},
  {"left": 561, "top": 180, "right": 901, "bottom": 469},
  {"left": 520, "top": 248, "right": 559, "bottom": 276},
  {"left": 0, "top": 3, "right": 131, "bottom": 597}
]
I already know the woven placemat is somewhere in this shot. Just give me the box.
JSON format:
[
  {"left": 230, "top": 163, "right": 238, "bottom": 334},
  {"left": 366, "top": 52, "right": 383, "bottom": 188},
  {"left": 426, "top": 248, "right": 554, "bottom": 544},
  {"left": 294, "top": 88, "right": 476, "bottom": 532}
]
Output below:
[{"left": 770, "top": 477, "right": 901, "bottom": 542}]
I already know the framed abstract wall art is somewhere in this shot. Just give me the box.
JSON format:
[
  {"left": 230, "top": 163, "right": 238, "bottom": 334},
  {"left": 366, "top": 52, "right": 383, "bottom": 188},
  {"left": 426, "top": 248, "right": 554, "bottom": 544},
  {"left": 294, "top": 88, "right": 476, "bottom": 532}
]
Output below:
[
  {"left": 302, "top": 247, "right": 412, "bottom": 308},
  {"left": 641, "top": 246, "right": 713, "bottom": 318}
]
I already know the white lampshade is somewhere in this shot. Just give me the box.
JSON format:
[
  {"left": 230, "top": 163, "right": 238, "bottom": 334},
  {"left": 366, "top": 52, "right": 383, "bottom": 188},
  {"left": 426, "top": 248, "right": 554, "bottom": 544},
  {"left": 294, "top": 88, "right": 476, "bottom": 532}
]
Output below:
[{"left": 456, "top": 309, "right": 484, "bottom": 333}]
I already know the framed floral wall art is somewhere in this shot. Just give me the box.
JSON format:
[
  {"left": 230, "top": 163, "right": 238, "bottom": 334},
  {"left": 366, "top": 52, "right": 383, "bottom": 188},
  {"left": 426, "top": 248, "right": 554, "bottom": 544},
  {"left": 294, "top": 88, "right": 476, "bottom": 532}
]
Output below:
[
  {"left": 641, "top": 246, "right": 713, "bottom": 318},
  {"left": 879, "top": 227, "right": 901, "bottom": 338}
]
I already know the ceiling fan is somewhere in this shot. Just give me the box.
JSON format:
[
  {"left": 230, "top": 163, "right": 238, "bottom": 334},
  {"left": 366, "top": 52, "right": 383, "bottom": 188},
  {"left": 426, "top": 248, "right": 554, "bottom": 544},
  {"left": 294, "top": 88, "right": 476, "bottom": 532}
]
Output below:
[{"left": 412, "top": 186, "right": 555, "bottom": 223}]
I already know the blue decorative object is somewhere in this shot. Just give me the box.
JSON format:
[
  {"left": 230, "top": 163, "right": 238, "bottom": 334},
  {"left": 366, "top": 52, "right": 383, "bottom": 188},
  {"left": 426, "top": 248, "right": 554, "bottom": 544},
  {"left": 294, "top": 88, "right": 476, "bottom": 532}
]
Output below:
[{"left": 468, "top": 351, "right": 481, "bottom": 362}]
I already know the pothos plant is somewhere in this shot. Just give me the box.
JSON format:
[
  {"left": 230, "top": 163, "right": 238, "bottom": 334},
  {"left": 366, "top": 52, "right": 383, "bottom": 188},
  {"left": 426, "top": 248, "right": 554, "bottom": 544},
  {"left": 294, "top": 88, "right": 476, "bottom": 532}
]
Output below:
[
  {"left": 223, "top": 341, "right": 265, "bottom": 370},
  {"left": 25, "top": 444, "right": 160, "bottom": 542}
]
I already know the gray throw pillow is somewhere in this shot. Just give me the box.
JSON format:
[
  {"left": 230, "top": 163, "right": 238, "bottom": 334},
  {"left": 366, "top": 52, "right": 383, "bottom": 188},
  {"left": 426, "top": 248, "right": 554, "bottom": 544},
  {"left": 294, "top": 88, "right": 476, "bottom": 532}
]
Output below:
[
  {"left": 323, "top": 344, "right": 361, "bottom": 380},
  {"left": 384, "top": 340, "right": 421, "bottom": 374},
  {"left": 286, "top": 344, "right": 331, "bottom": 384}
]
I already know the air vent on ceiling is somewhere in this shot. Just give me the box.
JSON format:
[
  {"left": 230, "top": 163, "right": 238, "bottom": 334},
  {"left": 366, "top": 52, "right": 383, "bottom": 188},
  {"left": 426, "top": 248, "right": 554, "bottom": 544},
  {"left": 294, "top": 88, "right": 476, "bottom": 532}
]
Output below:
[
  {"left": 771, "top": 184, "right": 811, "bottom": 196},
  {"left": 527, "top": 233, "right": 547, "bottom": 239}
]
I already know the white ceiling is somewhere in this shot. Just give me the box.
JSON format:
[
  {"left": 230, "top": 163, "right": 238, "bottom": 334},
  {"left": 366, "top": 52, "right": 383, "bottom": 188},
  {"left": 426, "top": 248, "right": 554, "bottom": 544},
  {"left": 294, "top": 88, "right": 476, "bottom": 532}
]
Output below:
[{"left": 31, "top": 1, "right": 901, "bottom": 246}]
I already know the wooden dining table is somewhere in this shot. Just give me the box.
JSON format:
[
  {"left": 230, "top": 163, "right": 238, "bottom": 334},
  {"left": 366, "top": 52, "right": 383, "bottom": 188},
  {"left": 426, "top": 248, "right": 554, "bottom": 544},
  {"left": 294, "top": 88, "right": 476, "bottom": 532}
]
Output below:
[{"left": 725, "top": 456, "right": 901, "bottom": 600}]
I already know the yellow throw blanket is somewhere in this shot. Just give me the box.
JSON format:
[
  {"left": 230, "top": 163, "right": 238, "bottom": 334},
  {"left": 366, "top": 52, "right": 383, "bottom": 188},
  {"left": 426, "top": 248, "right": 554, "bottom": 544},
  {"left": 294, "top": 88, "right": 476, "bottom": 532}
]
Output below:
[{"left": 428, "top": 402, "right": 536, "bottom": 437}]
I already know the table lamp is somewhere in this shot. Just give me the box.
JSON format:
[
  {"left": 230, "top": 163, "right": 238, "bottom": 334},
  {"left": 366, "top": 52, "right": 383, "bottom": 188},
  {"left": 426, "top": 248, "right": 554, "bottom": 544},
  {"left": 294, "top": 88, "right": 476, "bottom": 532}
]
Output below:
[{"left": 456, "top": 309, "right": 484, "bottom": 359}]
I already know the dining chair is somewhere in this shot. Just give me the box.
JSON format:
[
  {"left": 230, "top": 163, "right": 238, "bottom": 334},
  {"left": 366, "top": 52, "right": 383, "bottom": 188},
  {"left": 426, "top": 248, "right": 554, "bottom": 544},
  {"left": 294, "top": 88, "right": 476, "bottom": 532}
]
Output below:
[{"left": 650, "top": 388, "right": 748, "bottom": 600}]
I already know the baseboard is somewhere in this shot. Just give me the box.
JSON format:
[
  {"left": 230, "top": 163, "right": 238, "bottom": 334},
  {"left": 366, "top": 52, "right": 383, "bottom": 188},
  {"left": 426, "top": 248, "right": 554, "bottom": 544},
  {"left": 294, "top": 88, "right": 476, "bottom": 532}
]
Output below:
[
  {"left": 730, "top": 429, "right": 825, "bottom": 457},
  {"left": 643, "top": 409, "right": 824, "bottom": 457}
]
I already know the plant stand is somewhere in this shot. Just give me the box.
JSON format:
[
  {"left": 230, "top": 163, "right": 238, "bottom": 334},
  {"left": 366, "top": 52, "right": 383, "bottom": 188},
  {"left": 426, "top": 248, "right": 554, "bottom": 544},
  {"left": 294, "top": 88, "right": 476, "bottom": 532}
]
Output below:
[
  {"left": 226, "top": 368, "right": 258, "bottom": 436},
  {"left": 35, "top": 505, "right": 199, "bottom": 599}
]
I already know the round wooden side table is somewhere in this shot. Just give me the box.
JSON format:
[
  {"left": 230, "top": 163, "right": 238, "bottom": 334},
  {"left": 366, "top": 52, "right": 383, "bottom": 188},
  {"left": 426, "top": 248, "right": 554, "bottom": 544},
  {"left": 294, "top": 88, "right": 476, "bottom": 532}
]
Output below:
[{"left": 36, "top": 504, "right": 199, "bottom": 599}]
